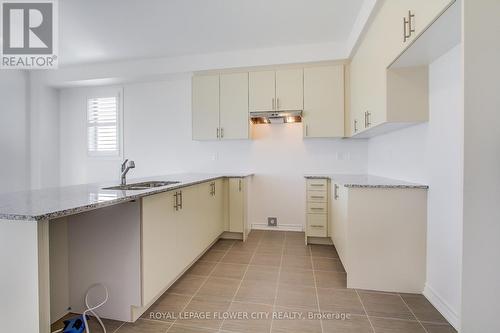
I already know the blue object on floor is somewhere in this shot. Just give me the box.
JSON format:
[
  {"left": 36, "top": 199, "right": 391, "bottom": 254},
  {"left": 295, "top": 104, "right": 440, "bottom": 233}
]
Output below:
[{"left": 63, "top": 315, "right": 88, "bottom": 333}]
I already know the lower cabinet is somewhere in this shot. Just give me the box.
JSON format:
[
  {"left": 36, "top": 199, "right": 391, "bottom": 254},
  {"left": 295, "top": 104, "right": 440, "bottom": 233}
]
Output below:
[
  {"left": 305, "top": 178, "right": 329, "bottom": 239},
  {"left": 330, "top": 184, "right": 427, "bottom": 293},
  {"left": 228, "top": 178, "right": 247, "bottom": 235},
  {"left": 140, "top": 180, "right": 226, "bottom": 312}
]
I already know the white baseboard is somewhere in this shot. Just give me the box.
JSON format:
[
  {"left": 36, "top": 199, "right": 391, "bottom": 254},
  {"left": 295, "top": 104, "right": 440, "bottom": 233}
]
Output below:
[
  {"left": 251, "top": 223, "right": 304, "bottom": 232},
  {"left": 423, "top": 284, "right": 460, "bottom": 330}
]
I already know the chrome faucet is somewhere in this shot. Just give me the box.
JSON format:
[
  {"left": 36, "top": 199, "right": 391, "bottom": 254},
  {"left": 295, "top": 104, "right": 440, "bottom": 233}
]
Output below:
[{"left": 120, "top": 159, "right": 135, "bottom": 185}]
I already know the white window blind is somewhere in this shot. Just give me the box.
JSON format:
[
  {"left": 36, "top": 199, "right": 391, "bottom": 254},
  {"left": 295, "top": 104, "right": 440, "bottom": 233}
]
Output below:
[{"left": 87, "top": 96, "right": 120, "bottom": 156}]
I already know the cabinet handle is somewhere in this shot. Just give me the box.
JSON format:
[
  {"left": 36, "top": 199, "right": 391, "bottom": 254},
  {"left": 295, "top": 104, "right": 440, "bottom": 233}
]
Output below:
[
  {"left": 354, "top": 120, "right": 358, "bottom": 133},
  {"left": 366, "top": 111, "right": 371, "bottom": 127},
  {"left": 403, "top": 10, "right": 415, "bottom": 42},
  {"left": 334, "top": 184, "right": 339, "bottom": 200},
  {"left": 272, "top": 97, "right": 275, "bottom": 110},
  {"left": 179, "top": 191, "right": 183, "bottom": 209},
  {"left": 310, "top": 184, "right": 324, "bottom": 187},
  {"left": 310, "top": 225, "right": 324, "bottom": 228},
  {"left": 311, "top": 207, "right": 324, "bottom": 211},
  {"left": 311, "top": 195, "right": 324, "bottom": 199},
  {"left": 238, "top": 179, "right": 242, "bottom": 192},
  {"left": 221, "top": 128, "right": 224, "bottom": 138},
  {"left": 216, "top": 128, "right": 220, "bottom": 139},
  {"left": 174, "top": 192, "right": 179, "bottom": 211},
  {"left": 305, "top": 124, "right": 309, "bottom": 137},
  {"left": 213, "top": 183, "right": 216, "bottom": 196}
]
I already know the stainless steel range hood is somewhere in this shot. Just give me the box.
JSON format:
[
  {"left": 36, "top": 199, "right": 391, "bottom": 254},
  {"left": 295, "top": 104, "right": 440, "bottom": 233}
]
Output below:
[{"left": 249, "top": 110, "right": 303, "bottom": 124}]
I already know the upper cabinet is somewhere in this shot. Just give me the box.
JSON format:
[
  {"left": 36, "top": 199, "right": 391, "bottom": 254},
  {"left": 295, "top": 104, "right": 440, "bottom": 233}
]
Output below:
[
  {"left": 348, "top": 0, "right": 455, "bottom": 138},
  {"left": 275, "top": 69, "right": 303, "bottom": 111},
  {"left": 249, "top": 69, "right": 303, "bottom": 112},
  {"left": 303, "top": 65, "right": 345, "bottom": 138},
  {"left": 192, "top": 75, "right": 219, "bottom": 141},
  {"left": 220, "top": 73, "right": 249, "bottom": 140},
  {"left": 249, "top": 71, "right": 276, "bottom": 112},
  {"left": 192, "top": 73, "right": 249, "bottom": 141}
]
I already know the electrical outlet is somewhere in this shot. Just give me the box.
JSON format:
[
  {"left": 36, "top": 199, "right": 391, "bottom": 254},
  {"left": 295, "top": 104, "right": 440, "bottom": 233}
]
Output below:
[{"left": 268, "top": 217, "right": 277, "bottom": 227}]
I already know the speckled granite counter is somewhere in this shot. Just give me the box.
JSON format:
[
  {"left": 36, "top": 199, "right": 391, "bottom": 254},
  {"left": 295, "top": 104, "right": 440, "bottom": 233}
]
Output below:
[
  {"left": 0, "top": 173, "right": 253, "bottom": 221},
  {"left": 304, "top": 174, "right": 428, "bottom": 189}
]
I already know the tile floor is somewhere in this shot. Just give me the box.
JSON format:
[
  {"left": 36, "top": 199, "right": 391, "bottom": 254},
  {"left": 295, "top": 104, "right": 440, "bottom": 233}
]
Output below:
[{"left": 52, "top": 230, "right": 456, "bottom": 333}]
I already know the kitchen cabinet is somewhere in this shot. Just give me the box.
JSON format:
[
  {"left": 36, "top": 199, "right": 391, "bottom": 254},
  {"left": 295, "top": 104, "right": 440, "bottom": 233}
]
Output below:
[
  {"left": 330, "top": 183, "right": 427, "bottom": 293},
  {"left": 349, "top": 0, "right": 453, "bottom": 137},
  {"left": 303, "top": 65, "right": 344, "bottom": 138},
  {"left": 275, "top": 69, "right": 303, "bottom": 111},
  {"left": 249, "top": 69, "right": 303, "bottom": 112},
  {"left": 228, "top": 178, "right": 247, "bottom": 234},
  {"left": 192, "top": 74, "right": 219, "bottom": 140},
  {"left": 220, "top": 73, "right": 249, "bottom": 139},
  {"left": 249, "top": 70, "right": 275, "bottom": 112},
  {"left": 193, "top": 73, "right": 249, "bottom": 140},
  {"left": 305, "top": 178, "right": 329, "bottom": 239},
  {"left": 141, "top": 191, "right": 180, "bottom": 308}
]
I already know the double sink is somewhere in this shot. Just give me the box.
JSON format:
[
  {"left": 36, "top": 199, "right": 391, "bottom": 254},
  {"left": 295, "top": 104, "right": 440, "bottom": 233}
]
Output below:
[{"left": 103, "top": 181, "right": 180, "bottom": 191}]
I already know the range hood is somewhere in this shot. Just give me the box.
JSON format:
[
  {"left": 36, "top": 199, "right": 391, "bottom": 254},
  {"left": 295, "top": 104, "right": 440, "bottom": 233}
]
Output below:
[{"left": 249, "top": 110, "right": 303, "bottom": 124}]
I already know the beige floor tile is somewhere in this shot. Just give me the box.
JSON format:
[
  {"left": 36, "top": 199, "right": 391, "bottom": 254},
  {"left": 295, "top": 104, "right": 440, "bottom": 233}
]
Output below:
[
  {"left": 211, "top": 239, "right": 235, "bottom": 251},
  {"left": 221, "top": 251, "right": 254, "bottom": 264},
  {"left": 401, "top": 294, "right": 448, "bottom": 323},
  {"left": 317, "top": 288, "right": 366, "bottom": 315},
  {"left": 221, "top": 301, "right": 273, "bottom": 333},
  {"left": 199, "top": 250, "right": 226, "bottom": 263},
  {"left": 312, "top": 257, "right": 346, "bottom": 272},
  {"left": 187, "top": 261, "right": 217, "bottom": 277},
  {"left": 230, "top": 241, "right": 259, "bottom": 252},
  {"left": 234, "top": 279, "right": 277, "bottom": 305},
  {"left": 250, "top": 253, "right": 282, "bottom": 267},
  {"left": 243, "top": 265, "right": 280, "bottom": 282},
  {"left": 271, "top": 307, "right": 322, "bottom": 333},
  {"left": 196, "top": 277, "right": 241, "bottom": 300},
  {"left": 177, "top": 296, "right": 231, "bottom": 330},
  {"left": 211, "top": 263, "right": 248, "bottom": 280},
  {"left": 256, "top": 245, "right": 283, "bottom": 255},
  {"left": 169, "top": 275, "right": 206, "bottom": 296},
  {"left": 314, "top": 271, "right": 347, "bottom": 289},
  {"left": 167, "top": 323, "right": 218, "bottom": 332},
  {"left": 358, "top": 292, "right": 416, "bottom": 320},
  {"left": 279, "top": 268, "right": 315, "bottom": 287},
  {"left": 142, "top": 293, "right": 191, "bottom": 321},
  {"left": 282, "top": 255, "right": 313, "bottom": 270},
  {"left": 284, "top": 245, "right": 310, "bottom": 256},
  {"left": 421, "top": 322, "right": 458, "bottom": 333},
  {"left": 276, "top": 284, "right": 319, "bottom": 310},
  {"left": 310, "top": 244, "right": 339, "bottom": 258},
  {"left": 370, "top": 317, "right": 426, "bottom": 332},
  {"left": 116, "top": 319, "right": 170, "bottom": 333},
  {"left": 321, "top": 314, "right": 373, "bottom": 333}
]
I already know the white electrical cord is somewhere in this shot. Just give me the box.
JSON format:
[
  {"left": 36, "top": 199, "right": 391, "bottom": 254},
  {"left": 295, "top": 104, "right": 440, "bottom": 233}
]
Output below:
[{"left": 82, "top": 283, "right": 109, "bottom": 333}]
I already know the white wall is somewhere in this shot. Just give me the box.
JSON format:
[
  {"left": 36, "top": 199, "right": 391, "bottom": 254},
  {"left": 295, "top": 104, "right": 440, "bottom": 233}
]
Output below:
[
  {"left": 0, "top": 71, "right": 30, "bottom": 194},
  {"left": 59, "top": 75, "right": 367, "bottom": 228},
  {"left": 461, "top": 1, "right": 500, "bottom": 332},
  {"left": 368, "top": 45, "right": 463, "bottom": 328}
]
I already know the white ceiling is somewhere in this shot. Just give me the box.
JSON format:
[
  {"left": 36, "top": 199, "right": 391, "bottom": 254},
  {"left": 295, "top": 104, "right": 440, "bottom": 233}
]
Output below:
[{"left": 59, "top": 0, "right": 366, "bottom": 66}]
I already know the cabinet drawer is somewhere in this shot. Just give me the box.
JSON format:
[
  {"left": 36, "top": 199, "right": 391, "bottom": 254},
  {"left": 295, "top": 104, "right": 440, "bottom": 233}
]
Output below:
[
  {"left": 307, "top": 191, "right": 327, "bottom": 202},
  {"left": 307, "top": 214, "right": 327, "bottom": 237},
  {"left": 307, "top": 178, "right": 328, "bottom": 191},
  {"left": 307, "top": 202, "right": 327, "bottom": 214}
]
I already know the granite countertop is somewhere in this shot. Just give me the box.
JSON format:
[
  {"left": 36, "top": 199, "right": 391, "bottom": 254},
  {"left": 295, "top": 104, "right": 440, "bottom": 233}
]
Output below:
[
  {"left": 304, "top": 174, "right": 428, "bottom": 189},
  {"left": 0, "top": 173, "right": 253, "bottom": 222}
]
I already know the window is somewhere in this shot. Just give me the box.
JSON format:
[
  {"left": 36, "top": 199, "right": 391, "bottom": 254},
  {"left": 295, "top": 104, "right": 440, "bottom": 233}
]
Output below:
[{"left": 87, "top": 95, "right": 121, "bottom": 156}]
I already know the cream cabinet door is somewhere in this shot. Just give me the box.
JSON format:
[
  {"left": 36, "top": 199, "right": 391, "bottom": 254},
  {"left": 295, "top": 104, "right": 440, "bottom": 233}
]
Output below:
[
  {"left": 303, "top": 65, "right": 344, "bottom": 138},
  {"left": 176, "top": 185, "right": 203, "bottom": 266},
  {"left": 276, "top": 68, "right": 303, "bottom": 111},
  {"left": 249, "top": 71, "right": 275, "bottom": 112},
  {"left": 192, "top": 75, "right": 220, "bottom": 141},
  {"left": 141, "top": 191, "right": 179, "bottom": 305},
  {"left": 229, "top": 178, "right": 245, "bottom": 233},
  {"left": 220, "top": 73, "right": 249, "bottom": 140},
  {"left": 331, "top": 184, "right": 348, "bottom": 270},
  {"left": 405, "top": 0, "right": 455, "bottom": 45}
]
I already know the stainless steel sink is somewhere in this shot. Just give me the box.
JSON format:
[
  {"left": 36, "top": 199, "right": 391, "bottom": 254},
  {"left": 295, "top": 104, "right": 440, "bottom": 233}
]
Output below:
[{"left": 103, "top": 181, "right": 180, "bottom": 191}]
